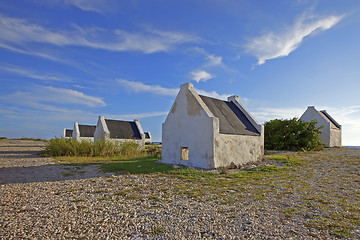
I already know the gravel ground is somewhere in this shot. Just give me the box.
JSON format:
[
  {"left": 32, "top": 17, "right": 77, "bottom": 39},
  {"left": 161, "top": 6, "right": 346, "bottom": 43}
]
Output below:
[{"left": 0, "top": 140, "right": 359, "bottom": 239}]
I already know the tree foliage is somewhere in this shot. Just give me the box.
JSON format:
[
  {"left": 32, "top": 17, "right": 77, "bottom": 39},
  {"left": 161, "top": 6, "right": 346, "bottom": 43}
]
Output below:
[{"left": 264, "top": 118, "right": 324, "bottom": 151}]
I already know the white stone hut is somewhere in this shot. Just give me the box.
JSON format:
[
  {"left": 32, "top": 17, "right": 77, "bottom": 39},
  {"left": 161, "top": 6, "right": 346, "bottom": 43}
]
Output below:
[
  {"left": 299, "top": 106, "right": 341, "bottom": 147},
  {"left": 94, "top": 116, "right": 146, "bottom": 147},
  {"left": 144, "top": 132, "right": 152, "bottom": 144},
  {"left": 72, "top": 122, "right": 96, "bottom": 142},
  {"left": 162, "top": 83, "right": 264, "bottom": 169},
  {"left": 63, "top": 128, "right": 73, "bottom": 139}
]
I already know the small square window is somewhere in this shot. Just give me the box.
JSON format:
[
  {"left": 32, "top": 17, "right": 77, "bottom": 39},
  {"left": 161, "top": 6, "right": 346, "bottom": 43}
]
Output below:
[{"left": 181, "top": 147, "right": 189, "bottom": 160}]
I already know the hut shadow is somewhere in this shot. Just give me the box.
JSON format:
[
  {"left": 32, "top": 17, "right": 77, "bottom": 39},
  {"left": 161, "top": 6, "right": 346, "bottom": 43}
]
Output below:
[
  {"left": 0, "top": 164, "right": 113, "bottom": 185},
  {"left": 0, "top": 150, "right": 46, "bottom": 158}
]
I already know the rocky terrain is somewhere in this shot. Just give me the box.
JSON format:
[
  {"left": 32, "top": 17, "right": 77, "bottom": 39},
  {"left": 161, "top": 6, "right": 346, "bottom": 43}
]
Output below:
[{"left": 1, "top": 139, "right": 359, "bottom": 239}]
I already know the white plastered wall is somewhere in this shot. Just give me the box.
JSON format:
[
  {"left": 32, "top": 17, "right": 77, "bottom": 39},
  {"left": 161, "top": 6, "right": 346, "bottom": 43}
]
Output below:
[
  {"left": 72, "top": 122, "right": 80, "bottom": 141},
  {"left": 212, "top": 96, "right": 264, "bottom": 168},
  {"left": 213, "top": 125, "right": 264, "bottom": 168},
  {"left": 94, "top": 116, "right": 110, "bottom": 142},
  {"left": 162, "top": 83, "right": 216, "bottom": 169},
  {"left": 330, "top": 128, "right": 341, "bottom": 147}
]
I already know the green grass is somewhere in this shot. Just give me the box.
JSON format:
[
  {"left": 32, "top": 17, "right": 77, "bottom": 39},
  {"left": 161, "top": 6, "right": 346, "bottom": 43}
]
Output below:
[
  {"left": 44, "top": 137, "right": 145, "bottom": 157},
  {"left": 152, "top": 226, "right": 165, "bottom": 235},
  {"left": 100, "top": 155, "right": 174, "bottom": 174},
  {"left": 264, "top": 154, "right": 304, "bottom": 166}
]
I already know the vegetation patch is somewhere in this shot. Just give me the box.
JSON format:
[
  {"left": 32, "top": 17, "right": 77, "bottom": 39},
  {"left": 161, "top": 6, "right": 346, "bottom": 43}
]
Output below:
[
  {"left": 264, "top": 118, "right": 324, "bottom": 151},
  {"left": 44, "top": 138, "right": 145, "bottom": 158}
]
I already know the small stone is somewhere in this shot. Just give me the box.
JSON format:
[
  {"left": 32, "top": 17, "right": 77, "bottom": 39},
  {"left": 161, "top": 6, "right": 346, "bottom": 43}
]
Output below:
[{"left": 230, "top": 162, "right": 238, "bottom": 169}]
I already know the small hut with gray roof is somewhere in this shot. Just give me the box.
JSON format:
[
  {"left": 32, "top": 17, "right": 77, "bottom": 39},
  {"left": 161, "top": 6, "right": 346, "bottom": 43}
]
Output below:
[
  {"left": 144, "top": 132, "right": 152, "bottom": 144},
  {"left": 162, "top": 83, "right": 264, "bottom": 169},
  {"left": 63, "top": 128, "right": 73, "bottom": 139},
  {"left": 94, "top": 116, "right": 146, "bottom": 147},
  {"left": 300, "top": 106, "right": 341, "bottom": 147},
  {"left": 72, "top": 122, "right": 96, "bottom": 142}
]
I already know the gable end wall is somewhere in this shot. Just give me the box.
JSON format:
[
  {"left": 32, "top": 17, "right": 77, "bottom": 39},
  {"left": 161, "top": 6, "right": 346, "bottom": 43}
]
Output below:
[{"left": 162, "top": 83, "right": 215, "bottom": 169}]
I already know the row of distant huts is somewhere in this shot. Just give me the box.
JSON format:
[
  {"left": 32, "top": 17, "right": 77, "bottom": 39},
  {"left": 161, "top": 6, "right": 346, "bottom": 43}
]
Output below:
[
  {"left": 63, "top": 82, "right": 341, "bottom": 170},
  {"left": 64, "top": 116, "right": 152, "bottom": 146}
]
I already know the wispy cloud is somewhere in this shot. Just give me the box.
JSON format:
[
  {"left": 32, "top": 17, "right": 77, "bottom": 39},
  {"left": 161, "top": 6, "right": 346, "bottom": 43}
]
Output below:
[
  {"left": 191, "top": 70, "right": 213, "bottom": 83},
  {"left": 251, "top": 107, "right": 305, "bottom": 123},
  {"left": 1, "top": 86, "right": 105, "bottom": 108},
  {"left": 195, "top": 89, "right": 230, "bottom": 100},
  {"left": 117, "top": 79, "right": 231, "bottom": 100},
  {"left": 0, "top": 15, "right": 198, "bottom": 54},
  {"left": 193, "top": 47, "right": 223, "bottom": 67},
  {"left": 245, "top": 12, "right": 344, "bottom": 65},
  {"left": 108, "top": 111, "right": 168, "bottom": 120},
  {"left": 0, "top": 64, "right": 71, "bottom": 82},
  {"left": 205, "top": 54, "right": 223, "bottom": 67},
  {"left": 0, "top": 42, "right": 64, "bottom": 62},
  {"left": 118, "top": 79, "right": 179, "bottom": 96},
  {"left": 64, "top": 0, "right": 114, "bottom": 13}
]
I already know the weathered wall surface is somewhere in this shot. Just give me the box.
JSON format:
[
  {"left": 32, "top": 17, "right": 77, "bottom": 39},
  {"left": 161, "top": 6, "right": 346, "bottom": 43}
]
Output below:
[
  {"left": 162, "top": 83, "right": 215, "bottom": 169},
  {"left": 214, "top": 125, "right": 264, "bottom": 168},
  {"left": 72, "top": 122, "right": 80, "bottom": 141},
  {"left": 94, "top": 116, "right": 110, "bottom": 142},
  {"left": 330, "top": 128, "right": 342, "bottom": 147}
]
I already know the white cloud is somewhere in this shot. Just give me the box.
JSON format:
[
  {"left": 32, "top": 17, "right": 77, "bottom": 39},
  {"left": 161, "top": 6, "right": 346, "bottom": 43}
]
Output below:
[
  {"left": 1, "top": 86, "right": 105, "bottom": 108},
  {"left": 0, "top": 42, "right": 64, "bottom": 62},
  {"left": 118, "top": 79, "right": 179, "bottom": 96},
  {"left": 191, "top": 70, "right": 213, "bottom": 83},
  {"left": 117, "top": 79, "right": 231, "bottom": 100},
  {"left": 206, "top": 54, "right": 223, "bottom": 67},
  {"left": 251, "top": 107, "right": 305, "bottom": 123},
  {"left": 192, "top": 47, "right": 223, "bottom": 67},
  {"left": 108, "top": 111, "right": 168, "bottom": 120},
  {"left": 0, "top": 15, "right": 198, "bottom": 54},
  {"left": 245, "top": 13, "right": 343, "bottom": 65},
  {"left": 64, "top": 0, "right": 113, "bottom": 13},
  {"left": 195, "top": 89, "right": 230, "bottom": 100},
  {"left": 0, "top": 64, "right": 70, "bottom": 82}
]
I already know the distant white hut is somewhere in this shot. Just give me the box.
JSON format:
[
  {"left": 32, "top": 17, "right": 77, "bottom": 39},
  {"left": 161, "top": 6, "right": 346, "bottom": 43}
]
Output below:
[
  {"left": 72, "top": 122, "right": 96, "bottom": 142},
  {"left": 63, "top": 128, "right": 73, "bottom": 139},
  {"left": 299, "top": 106, "right": 341, "bottom": 147},
  {"left": 144, "top": 132, "right": 152, "bottom": 144},
  {"left": 162, "top": 83, "right": 264, "bottom": 169},
  {"left": 94, "top": 116, "right": 146, "bottom": 147}
]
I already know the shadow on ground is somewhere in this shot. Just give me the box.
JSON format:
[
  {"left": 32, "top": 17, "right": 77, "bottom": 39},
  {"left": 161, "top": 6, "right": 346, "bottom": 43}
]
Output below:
[{"left": 0, "top": 164, "right": 113, "bottom": 185}]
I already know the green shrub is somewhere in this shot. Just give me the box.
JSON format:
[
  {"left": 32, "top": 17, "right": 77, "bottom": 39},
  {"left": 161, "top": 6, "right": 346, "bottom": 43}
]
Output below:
[
  {"left": 264, "top": 118, "right": 324, "bottom": 151},
  {"left": 44, "top": 137, "right": 144, "bottom": 157}
]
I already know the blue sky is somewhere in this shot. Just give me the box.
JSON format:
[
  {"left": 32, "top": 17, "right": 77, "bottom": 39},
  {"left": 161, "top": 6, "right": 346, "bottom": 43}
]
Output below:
[{"left": 0, "top": 0, "right": 359, "bottom": 145}]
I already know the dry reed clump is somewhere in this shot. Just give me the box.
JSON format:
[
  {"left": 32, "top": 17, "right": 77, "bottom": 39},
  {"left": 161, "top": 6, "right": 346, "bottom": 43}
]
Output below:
[{"left": 44, "top": 137, "right": 144, "bottom": 158}]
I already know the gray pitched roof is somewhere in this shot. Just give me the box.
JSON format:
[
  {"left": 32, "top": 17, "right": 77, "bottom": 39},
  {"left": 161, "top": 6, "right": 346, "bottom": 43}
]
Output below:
[
  {"left": 79, "top": 125, "right": 96, "bottom": 137},
  {"left": 105, "top": 119, "right": 141, "bottom": 139},
  {"left": 320, "top": 110, "right": 341, "bottom": 129},
  {"left": 65, "top": 129, "right": 73, "bottom": 137},
  {"left": 199, "top": 95, "right": 260, "bottom": 136}
]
